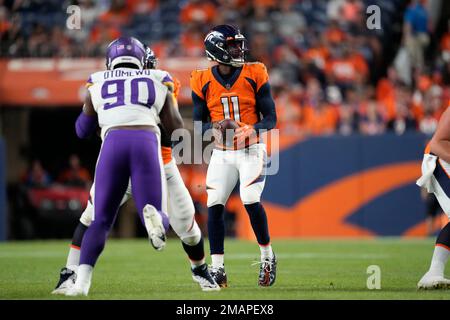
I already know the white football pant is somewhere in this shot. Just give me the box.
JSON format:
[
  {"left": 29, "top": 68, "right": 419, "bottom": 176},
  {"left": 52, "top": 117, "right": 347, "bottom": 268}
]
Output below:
[
  {"left": 206, "top": 143, "right": 267, "bottom": 207},
  {"left": 79, "top": 159, "right": 201, "bottom": 245}
]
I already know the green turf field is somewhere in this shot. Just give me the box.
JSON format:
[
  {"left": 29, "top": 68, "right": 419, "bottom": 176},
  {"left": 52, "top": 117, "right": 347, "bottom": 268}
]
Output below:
[{"left": 0, "top": 237, "right": 449, "bottom": 299}]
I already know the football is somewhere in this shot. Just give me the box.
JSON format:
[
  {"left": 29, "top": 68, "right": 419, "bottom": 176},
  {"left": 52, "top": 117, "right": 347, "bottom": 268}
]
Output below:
[{"left": 218, "top": 118, "right": 240, "bottom": 147}]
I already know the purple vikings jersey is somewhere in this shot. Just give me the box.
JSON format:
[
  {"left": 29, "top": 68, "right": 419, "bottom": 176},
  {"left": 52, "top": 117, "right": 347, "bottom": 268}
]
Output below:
[{"left": 86, "top": 68, "right": 169, "bottom": 140}]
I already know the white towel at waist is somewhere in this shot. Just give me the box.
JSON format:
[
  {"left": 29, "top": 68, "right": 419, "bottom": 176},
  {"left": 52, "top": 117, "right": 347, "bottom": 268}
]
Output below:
[{"left": 416, "top": 153, "right": 437, "bottom": 193}]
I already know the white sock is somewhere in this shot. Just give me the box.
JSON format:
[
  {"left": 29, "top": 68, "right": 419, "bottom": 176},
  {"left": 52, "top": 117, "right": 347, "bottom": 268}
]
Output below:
[
  {"left": 190, "top": 257, "right": 206, "bottom": 269},
  {"left": 259, "top": 244, "right": 273, "bottom": 261},
  {"left": 428, "top": 245, "right": 450, "bottom": 277},
  {"left": 211, "top": 254, "right": 224, "bottom": 268},
  {"left": 75, "top": 264, "right": 93, "bottom": 294},
  {"left": 66, "top": 246, "right": 80, "bottom": 272}
]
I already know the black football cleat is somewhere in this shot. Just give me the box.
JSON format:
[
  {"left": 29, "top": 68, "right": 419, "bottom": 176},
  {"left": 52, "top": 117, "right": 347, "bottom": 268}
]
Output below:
[
  {"left": 258, "top": 253, "right": 277, "bottom": 287},
  {"left": 192, "top": 263, "right": 220, "bottom": 291},
  {"left": 51, "top": 267, "right": 76, "bottom": 295},
  {"left": 209, "top": 265, "right": 228, "bottom": 288}
]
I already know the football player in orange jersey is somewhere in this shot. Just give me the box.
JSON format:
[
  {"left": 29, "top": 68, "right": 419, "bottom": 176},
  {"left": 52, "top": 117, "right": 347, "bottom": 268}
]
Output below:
[
  {"left": 417, "top": 104, "right": 450, "bottom": 289},
  {"left": 52, "top": 44, "right": 219, "bottom": 295},
  {"left": 191, "top": 25, "right": 277, "bottom": 287}
]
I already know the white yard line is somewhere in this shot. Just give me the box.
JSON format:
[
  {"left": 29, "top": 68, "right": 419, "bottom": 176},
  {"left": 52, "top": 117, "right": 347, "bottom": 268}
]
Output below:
[
  {"left": 224, "top": 252, "right": 389, "bottom": 260},
  {"left": 0, "top": 251, "right": 64, "bottom": 258}
]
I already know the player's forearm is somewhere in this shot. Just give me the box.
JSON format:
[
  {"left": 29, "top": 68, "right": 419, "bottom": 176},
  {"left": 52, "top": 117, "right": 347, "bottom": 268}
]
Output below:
[
  {"left": 254, "top": 112, "right": 277, "bottom": 131},
  {"left": 192, "top": 91, "right": 212, "bottom": 134},
  {"left": 254, "top": 83, "right": 277, "bottom": 131},
  {"left": 201, "top": 122, "right": 213, "bottom": 134},
  {"left": 75, "top": 111, "right": 98, "bottom": 139},
  {"left": 192, "top": 113, "right": 212, "bottom": 135},
  {"left": 430, "top": 139, "right": 450, "bottom": 164}
]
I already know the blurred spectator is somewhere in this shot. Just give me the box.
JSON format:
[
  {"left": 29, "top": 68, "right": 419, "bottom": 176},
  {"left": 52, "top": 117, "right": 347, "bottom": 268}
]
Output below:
[
  {"left": 247, "top": 4, "right": 272, "bottom": 35},
  {"left": 340, "top": 0, "right": 363, "bottom": 26},
  {"left": 325, "top": 44, "right": 368, "bottom": 93},
  {"left": 0, "top": 5, "right": 10, "bottom": 37},
  {"left": 250, "top": 0, "right": 276, "bottom": 10},
  {"left": 338, "top": 105, "right": 356, "bottom": 136},
  {"left": 303, "top": 35, "right": 329, "bottom": 75},
  {"left": 440, "top": 20, "right": 450, "bottom": 63},
  {"left": 324, "top": 20, "right": 346, "bottom": 46},
  {"left": 149, "top": 39, "right": 172, "bottom": 59},
  {"left": 359, "top": 100, "right": 385, "bottom": 136},
  {"left": 337, "top": 88, "right": 361, "bottom": 135},
  {"left": 376, "top": 67, "right": 400, "bottom": 124},
  {"left": 247, "top": 32, "right": 272, "bottom": 66},
  {"left": 0, "top": 10, "right": 26, "bottom": 56},
  {"left": 419, "top": 108, "right": 438, "bottom": 135},
  {"left": 272, "top": 43, "right": 301, "bottom": 84},
  {"left": 89, "top": 22, "right": 121, "bottom": 56},
  {"left": 180, "top": 0, "right": 216, "bottom": 27},
  {"left": 58, "top": 154, "right": 92, "bottom": 188},
  {"left": 271, "top": 0, "right": 306, "bottom": 41},
  {"left": 403, "top": 0, "right": 430, "bottom": 72},
  {"left": 327, "top": 0, "right": 346, "bottom": 21},
  {"left": 391, "top": 87, "right": 418, "bottom": 135},
  {"left": 274, "top": 85, "right": 304, "bottom": 136},
  {"left": 179, "top": 24, "right": 205, "bottom": 57},
  {"left": 22, "top": 160, "right": 52, "bottom": 188},
  {"left": 303, "top": 96, "right": 339, "bottom": 136},
  {"left": 214, "top": 0, "right": 246, "bottom": 26},
  {"left": 127, "top": 0, "right": 158, "bottom": 14},
  {"left": 98, "top": 0, "right": 130, "bottom": 28},
  {"left": 50, "top": 25, "right": 72, "bottom": 57},
  {"left": 68, "top": 0, "right": 103, "bottom": 43},
  {"left": 27, "top": 23, "right": 50, "bottom": 57}
]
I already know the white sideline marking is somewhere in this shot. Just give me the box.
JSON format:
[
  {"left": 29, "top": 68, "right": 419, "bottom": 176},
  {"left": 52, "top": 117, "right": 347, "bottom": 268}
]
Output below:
[
  {"left": 225, "top": 253, "right": 389, "bottom": 260},
  {"left": 0, "top": 251, "right": 64, "bottom": 258}
]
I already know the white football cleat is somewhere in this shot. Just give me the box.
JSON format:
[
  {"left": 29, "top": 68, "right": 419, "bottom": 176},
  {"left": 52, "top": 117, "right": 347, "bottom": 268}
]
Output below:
[
  {"left": 192, "top": 264, "right": 221, "bottom": 292},
  {"left": 65, "top": 284, "right": 89, "bottom": 297},
  {"left": 65, "top": 264, "right": 92, "bottom": 297},
  {"left": 143, "top": 204, "right": 166, "bottom": 251},
  {"left": 51, "top": 267, "right": 77, "bottom": 295},
  {"left": 418, "top": 272, "right": 450, "bottom": 289}
]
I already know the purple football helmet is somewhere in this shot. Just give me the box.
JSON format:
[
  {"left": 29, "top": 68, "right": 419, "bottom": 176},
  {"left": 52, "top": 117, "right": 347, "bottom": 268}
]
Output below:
[{"left": 105, "top": 37, "right": 146, "bottom": 70}]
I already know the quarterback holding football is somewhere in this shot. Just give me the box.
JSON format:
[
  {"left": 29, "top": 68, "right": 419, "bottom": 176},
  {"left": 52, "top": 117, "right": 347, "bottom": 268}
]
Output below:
[{"left": 191, "top": 25, "right": 278, "bottom": 287}]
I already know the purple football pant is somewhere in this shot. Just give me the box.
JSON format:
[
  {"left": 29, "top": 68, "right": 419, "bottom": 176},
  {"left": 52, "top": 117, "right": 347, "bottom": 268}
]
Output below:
[{"left": 80, "top": 129, "right": 169, "bottom": 267}]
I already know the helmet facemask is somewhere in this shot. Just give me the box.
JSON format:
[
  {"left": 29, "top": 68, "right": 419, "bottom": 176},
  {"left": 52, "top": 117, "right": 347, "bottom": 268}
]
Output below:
[
  {"left": 226, "top": 34, "right": 248, "bottom": 67},
  {"left": 144, "top": 46, "right": 158, "bottom": 70}
]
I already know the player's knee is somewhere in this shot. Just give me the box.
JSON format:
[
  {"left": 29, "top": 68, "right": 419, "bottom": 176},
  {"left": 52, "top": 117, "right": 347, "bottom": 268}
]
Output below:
[
  {"left": 240, "top": 189, "right": 261, "bottom": 205},
  {"left": 79, "top": 205, "right": 94, "bottom": 227},
  {"left": 181, "top": 231, "right": 201, "bottom": 246},
  {"left": 207, "top": 189, "right": 227, "bottom": 207},
  {"left": 93, "top": 215, "right": 114, "bottom": 232},
  {"left": 176, "top": 219, "right": 202, "bottom": 246}
]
